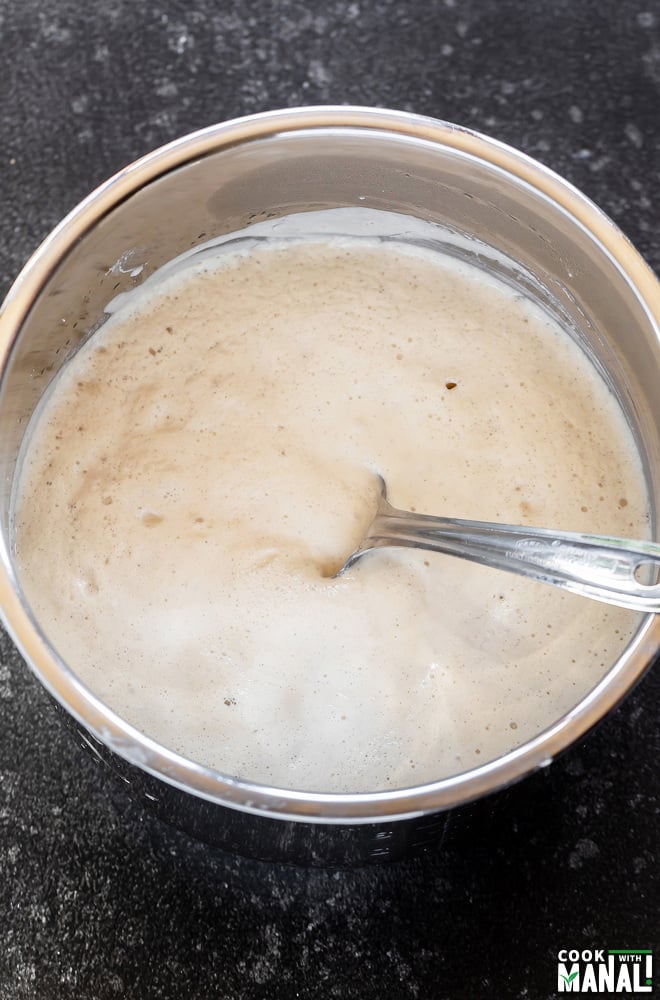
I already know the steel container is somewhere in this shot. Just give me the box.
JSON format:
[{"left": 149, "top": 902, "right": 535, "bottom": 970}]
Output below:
[{"left": 0, "top": 107, "right": 658, "bottom": 865}]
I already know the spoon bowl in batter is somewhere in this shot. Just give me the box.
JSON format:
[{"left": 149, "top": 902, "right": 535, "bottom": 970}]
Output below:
[{"left": 338, "top": 476, "right": 660, "bottom": 612}]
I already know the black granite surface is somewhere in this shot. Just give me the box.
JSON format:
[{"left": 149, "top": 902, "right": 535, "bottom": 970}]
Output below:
[{"left": 1, "top": 1, "right": 659, "bottom": 997}]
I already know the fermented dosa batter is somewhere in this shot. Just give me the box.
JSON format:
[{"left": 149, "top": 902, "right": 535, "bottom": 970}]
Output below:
[{"left": 12, "top": 222, "right": 650, "bottom": 792}]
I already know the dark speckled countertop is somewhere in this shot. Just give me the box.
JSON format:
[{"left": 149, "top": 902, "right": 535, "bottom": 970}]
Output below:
[{"left": 1, "top": 2, "right": 659, "bottom": 997}]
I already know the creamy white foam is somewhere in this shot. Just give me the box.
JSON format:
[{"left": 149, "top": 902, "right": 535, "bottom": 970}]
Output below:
[{"left": 12, "top": 216, "right": 650, "bottom": 792}]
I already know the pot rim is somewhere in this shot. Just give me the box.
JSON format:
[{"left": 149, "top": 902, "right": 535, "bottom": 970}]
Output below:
[{"left": 1, "top": 105, "right": 659, "bottom": 824}]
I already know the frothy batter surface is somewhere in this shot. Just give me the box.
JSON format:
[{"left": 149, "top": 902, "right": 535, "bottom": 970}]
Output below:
[{"left": 13, "top": 234, "right": 649, "bottom": 792}]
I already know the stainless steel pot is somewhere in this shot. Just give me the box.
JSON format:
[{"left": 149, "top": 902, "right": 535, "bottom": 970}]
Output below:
[{"left": 0, "top": 107, "right": 658, "bottom": 866}]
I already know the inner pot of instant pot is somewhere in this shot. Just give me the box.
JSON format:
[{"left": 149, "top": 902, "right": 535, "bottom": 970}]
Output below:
[{"left": 0, "top": 107, "right": 658, "bottom": 866}]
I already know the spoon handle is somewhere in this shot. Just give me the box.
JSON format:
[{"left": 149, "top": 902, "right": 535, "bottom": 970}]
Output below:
[{"left": 360, "top": 508, "right": 660, "bottom": 612}]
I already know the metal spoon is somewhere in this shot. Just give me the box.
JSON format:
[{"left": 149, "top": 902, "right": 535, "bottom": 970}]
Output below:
[{"left": 337, "top": 477, "right": 660, "bottom": 612}]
